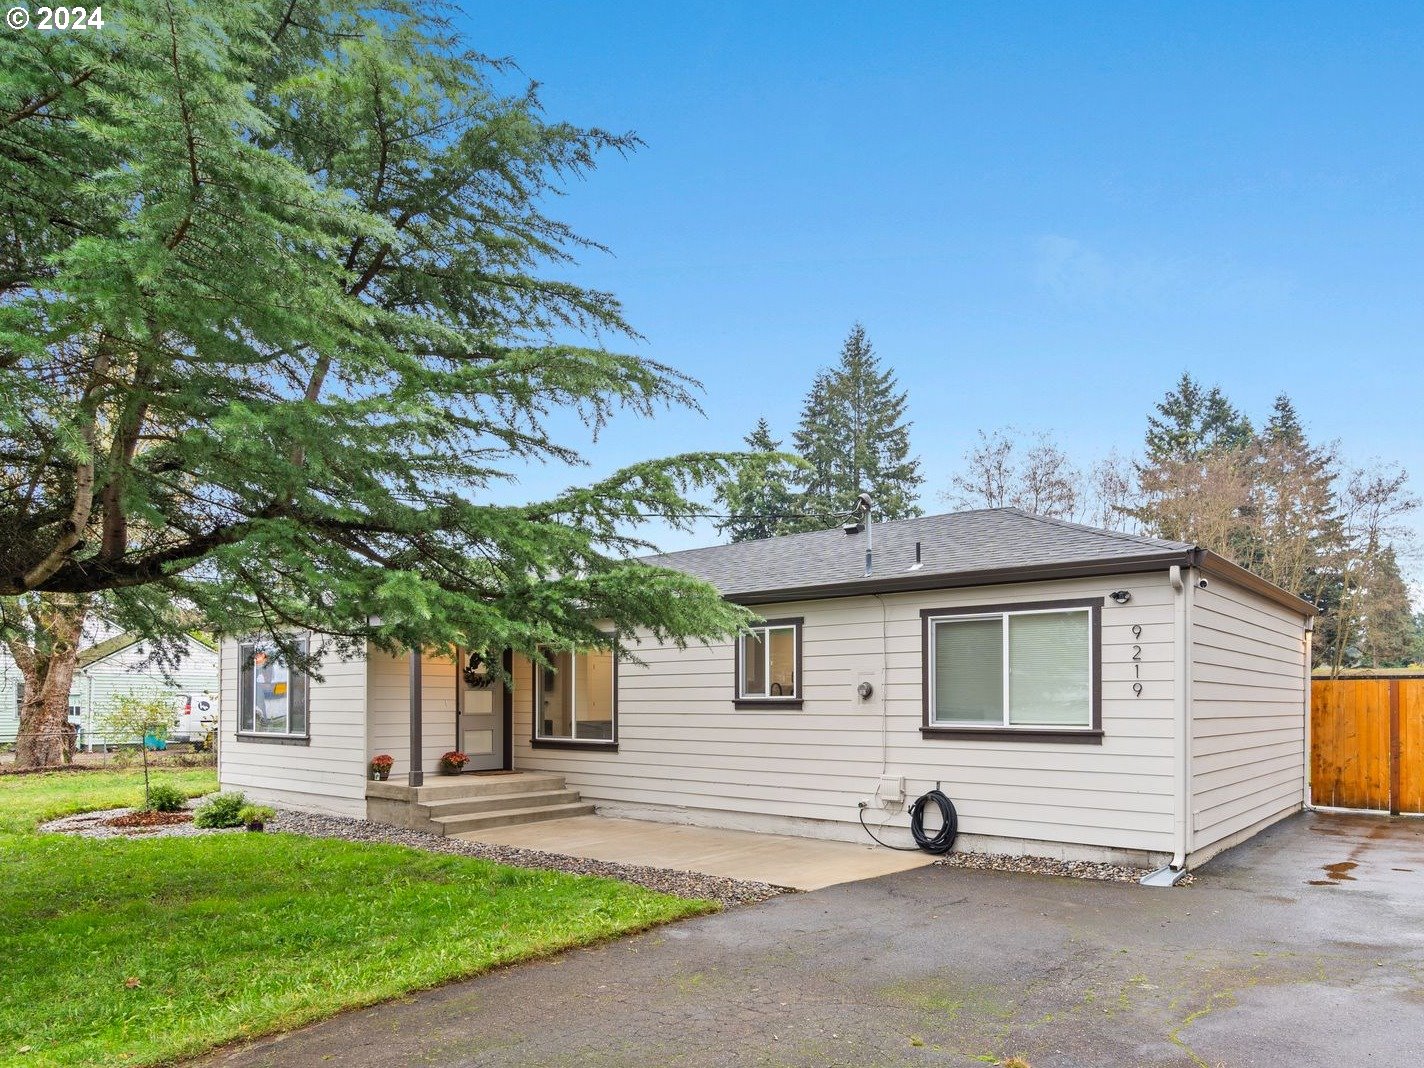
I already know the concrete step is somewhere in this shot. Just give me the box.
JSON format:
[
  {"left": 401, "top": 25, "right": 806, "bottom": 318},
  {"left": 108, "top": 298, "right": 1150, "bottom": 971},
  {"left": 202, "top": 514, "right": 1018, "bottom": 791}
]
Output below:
[
  {"left": 431, "top": 801, "right": 596, "bottom": 834},
  {"left": 369, "top": 772, "right": 566, "bottom": 803},
  {"left": 412, "top": 773, "right": 565, "bottom": 802},
  {"left": 423, "top": 789, "right": 584, "bottom": 817}
]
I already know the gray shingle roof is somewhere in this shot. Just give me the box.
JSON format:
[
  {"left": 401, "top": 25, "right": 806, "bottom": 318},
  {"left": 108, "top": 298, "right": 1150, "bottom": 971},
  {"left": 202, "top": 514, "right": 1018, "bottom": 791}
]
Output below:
[{"left": 645, "top": 508, "right": 1198, "bottom": 603}]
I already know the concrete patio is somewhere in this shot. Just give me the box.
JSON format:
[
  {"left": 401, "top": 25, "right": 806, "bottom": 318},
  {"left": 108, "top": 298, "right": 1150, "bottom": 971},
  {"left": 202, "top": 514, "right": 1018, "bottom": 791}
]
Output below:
[{"left": 453, "top": 813, "right": 936, "bottom": 890}]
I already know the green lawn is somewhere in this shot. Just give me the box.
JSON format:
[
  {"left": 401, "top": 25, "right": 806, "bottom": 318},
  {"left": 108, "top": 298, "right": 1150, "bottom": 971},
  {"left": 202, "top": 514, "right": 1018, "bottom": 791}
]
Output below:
[
  {"left": 0, "top": 766, "right": 218, "bottom": 835},
  {"left": 0, "top": 769, "right": 714, "bottom": 1067}
]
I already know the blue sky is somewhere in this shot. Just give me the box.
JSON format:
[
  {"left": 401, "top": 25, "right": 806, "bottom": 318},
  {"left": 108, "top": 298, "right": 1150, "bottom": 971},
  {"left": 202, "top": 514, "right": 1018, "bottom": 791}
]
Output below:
[{"left": 458, "top": 2, "right": 1424, "bottom": 562}]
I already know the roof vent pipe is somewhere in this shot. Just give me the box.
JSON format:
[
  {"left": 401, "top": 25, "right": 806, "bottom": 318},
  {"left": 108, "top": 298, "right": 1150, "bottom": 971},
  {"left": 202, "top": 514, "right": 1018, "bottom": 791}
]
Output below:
[
  {"left": 907, "top": 540, "right": 924, "bottom": 573},
  {"left": 859, "top": 492, "right": 873, "bottom": 577}
]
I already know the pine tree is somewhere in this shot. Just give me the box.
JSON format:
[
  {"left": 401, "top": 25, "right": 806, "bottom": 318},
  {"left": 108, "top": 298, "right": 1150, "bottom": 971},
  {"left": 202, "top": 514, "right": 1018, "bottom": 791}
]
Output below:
[
  {"left": 1133, "top": 374, "right": 1255, "bottom": 550},
  {"left": 787, "top": 325, "right": 922, "bottom": 529},
  {"left": 713, "top": 419, "right": 801, "bottom": 542},
  {"left": 1247, "top": 394, "right": 1343, "bottom": 604},
  {"left": 1143, "top": 372, "right": 1254, "bottom": 463}
]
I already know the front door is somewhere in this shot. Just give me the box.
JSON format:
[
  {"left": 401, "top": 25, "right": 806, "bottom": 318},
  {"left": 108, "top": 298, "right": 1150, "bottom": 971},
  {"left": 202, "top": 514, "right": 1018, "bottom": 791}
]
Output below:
[{"left": 459, "top": 652, "right": 506, "bottom": 771}]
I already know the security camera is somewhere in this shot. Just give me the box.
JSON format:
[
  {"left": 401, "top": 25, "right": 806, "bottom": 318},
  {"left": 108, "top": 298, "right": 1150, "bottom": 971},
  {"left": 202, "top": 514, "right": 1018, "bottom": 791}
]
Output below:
[{"left": 1197, "top": 578, "right": 1209, "bottom": 589}]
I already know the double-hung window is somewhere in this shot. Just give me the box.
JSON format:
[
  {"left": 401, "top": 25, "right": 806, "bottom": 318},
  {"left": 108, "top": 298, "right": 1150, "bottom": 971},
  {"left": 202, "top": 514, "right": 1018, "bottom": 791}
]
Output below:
[
  {"left": 922, "top": 600, "right": 1100, "bottom": 739},
  {"left": 736, "top": 618, "right": 802, "bottom": 707},
  {"left": 534, "top": 645, "right": 617, "bottom": 746},
  {"left": 237, "top": 637, "right": 309, "bottom": 741}
]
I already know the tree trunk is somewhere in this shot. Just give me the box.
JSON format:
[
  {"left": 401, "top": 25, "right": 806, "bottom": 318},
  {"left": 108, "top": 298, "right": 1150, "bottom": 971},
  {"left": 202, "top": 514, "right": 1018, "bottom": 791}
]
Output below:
[{"left": 12, "top": 595, "right": 87, "bottom": 769}]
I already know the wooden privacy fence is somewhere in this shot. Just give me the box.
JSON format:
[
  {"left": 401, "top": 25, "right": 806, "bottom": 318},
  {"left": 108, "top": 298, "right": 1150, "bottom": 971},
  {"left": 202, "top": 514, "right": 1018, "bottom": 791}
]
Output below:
[{"left": 1311, "top": 677, "right": 1424, "bottom": 814}]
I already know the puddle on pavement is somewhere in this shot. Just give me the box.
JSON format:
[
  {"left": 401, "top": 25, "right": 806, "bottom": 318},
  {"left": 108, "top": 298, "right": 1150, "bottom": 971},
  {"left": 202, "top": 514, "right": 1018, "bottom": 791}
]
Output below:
[{"left": 1308, "top": 861, "right": 1359, "bottom": 886}]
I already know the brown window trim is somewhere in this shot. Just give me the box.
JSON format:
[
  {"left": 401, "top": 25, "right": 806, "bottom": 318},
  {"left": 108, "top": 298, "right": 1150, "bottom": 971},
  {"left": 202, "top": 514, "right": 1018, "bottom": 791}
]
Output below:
[
  {"left": 920, "top": 597, "right": 1103, "bottom": 741},
  {"left": 234, "top": 732, "right": 310, "bottom": 746},
  {"left": 530, "top": 738, "right": 619, "bottom": 752},
  {"left": 734, "top": 616, "right": 804, "bottom": 705},
  {"left": 920, "top": 726, "right": 1103, "bottom": 744},
  {"left": 237, "top": 636, "right": 310, "bottom": 739},
  {"left": 530, "top": 643, "right": 619, "bottom": 748}
]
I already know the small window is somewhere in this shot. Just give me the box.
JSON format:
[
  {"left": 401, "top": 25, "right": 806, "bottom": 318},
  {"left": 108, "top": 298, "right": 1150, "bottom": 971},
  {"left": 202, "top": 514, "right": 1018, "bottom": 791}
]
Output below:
[
  {"left": 924, "top": 602, "right": 1098, "bottom": 737},
  {"left": 534, "top": 646, "right": 617, "bottom": 745},
  {"left": 237, "top": 637, "right": 309, "bottom": 739},
  {"left": 736, "top": 619, "right": 802, "bottom": 706}
]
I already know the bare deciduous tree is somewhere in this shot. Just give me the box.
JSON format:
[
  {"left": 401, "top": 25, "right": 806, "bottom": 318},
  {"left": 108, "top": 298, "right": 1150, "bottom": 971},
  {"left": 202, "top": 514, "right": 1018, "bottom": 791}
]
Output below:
[
  {"left": 1085, "top": 450, "right": 1141, "bottom": 533},
  {"left": 943, "top": 429, "right": 1080, "bottom": 519}
]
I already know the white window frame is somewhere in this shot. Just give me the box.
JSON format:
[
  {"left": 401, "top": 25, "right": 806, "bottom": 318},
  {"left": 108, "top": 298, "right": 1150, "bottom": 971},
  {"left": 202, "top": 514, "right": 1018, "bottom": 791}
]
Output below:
[
  {"left": 533, "top": 645, "right": 618, "bottom": 746},
  {"left": 736, "top": 620, "right": 802, "bottom": 703},
  {"left": 927, "top": 605, "right": 1095, "bottom": 730},
  {"left": 237, "top": 637, "right": 309, "bottom": 740}
]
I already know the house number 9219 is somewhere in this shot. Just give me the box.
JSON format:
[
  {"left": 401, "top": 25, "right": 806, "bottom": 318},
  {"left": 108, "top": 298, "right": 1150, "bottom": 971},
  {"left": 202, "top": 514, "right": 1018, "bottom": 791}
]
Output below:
[{"left": 1131, "top": 625, "right": 1143, "bottom": 696}]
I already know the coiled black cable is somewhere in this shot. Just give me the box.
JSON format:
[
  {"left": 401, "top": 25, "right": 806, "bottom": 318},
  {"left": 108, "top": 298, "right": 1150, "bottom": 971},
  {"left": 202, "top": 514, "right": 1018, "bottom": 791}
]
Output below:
[{"left": 857, "top": 788, "right": 959, "bottom": 854}]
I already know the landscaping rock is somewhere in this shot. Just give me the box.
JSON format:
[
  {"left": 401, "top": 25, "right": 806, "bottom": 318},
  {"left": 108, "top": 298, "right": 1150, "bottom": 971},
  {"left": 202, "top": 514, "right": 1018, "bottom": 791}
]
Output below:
[
  {"left": 270, "top": 809, "right": 790, "bottom": 907},
  {"left": 41, "top": 806, "right": 239, "bottom": 839},
  {"left": 936, "top": 849, "right": 1195, "bottom": 885}
]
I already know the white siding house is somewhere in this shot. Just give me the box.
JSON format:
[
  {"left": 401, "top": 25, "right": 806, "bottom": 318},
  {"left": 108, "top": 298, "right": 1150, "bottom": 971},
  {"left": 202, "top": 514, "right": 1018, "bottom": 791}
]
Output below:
[
  {"left": 216, "top": 509, "right": 1314, "bottom": 873},
  {"left": 1, "top": 632, "right": 218, "bottom": 747}
]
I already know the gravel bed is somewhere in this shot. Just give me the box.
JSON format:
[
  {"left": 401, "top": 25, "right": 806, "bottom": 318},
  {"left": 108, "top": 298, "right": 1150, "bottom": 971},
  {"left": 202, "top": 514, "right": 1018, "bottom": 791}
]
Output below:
[
  {"left": 41, "top": 806, "right": 239, "bottom": 840},
  {"left": 271, "top": 809, "right": 790, "bottom": 907},
  {"left": 937, "top": 849, "right": 1195, "bottom": 885},
  {"left": 39, "top": 805, "right": 789, "bottom": 907}
]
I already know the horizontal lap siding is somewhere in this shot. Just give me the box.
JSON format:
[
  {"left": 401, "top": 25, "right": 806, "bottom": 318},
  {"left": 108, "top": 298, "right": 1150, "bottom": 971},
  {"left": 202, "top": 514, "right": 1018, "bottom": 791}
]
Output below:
[
  {"left": 0, "top": 653, "right": 20, "bottom": 742},
  {"left": 366, "top": 649, "right": 458, "bottom": 779},
  {"left": 514, "top": 574, "right": 1179, "bottom": 855},
  {"left": 75, "top": 638, "right": 218, "bottom": 745},
  {"left": 218, "top": 638, "right": 369, "bottom": 818},
  {"left": 1190, "top": 580, "right": 1308, "bottom": 851}
]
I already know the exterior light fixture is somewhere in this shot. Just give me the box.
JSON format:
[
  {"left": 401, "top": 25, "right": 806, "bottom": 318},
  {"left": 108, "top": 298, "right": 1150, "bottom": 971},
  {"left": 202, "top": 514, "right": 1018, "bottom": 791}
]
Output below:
[{"left": 1109, "top": 590, "right": 1132, "bottom": 604}]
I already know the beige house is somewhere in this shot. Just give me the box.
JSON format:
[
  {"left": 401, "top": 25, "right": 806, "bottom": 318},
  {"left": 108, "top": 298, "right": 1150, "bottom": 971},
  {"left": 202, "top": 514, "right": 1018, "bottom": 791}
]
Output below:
[{"left": 217, "top": 508, "right": 1314, "bottom": 878}]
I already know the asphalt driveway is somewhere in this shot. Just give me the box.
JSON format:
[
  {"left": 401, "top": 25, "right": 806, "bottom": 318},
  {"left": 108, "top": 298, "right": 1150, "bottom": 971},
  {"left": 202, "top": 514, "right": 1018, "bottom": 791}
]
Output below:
[{"left": 196, "top": 812, "right": 1424, "bottom": 1067}]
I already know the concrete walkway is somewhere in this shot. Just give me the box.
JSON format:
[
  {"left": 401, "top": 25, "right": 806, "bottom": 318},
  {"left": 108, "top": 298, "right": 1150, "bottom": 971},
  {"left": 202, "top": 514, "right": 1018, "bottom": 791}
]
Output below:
[{"left": 454, "top": 813, "right": 934, "bottom": 890}]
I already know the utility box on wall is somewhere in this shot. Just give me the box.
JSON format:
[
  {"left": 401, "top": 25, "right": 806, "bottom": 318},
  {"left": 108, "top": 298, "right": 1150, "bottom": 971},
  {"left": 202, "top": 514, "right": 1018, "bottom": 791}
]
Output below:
[{"left": 878, "top": 774, "right": 905, "bottom": 805}]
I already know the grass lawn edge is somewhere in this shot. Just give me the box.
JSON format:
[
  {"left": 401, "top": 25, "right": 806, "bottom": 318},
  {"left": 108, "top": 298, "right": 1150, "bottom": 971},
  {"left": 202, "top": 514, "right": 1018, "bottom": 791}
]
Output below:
[
  {"left": 2, "top": 771, "right": 723, "bottom": 1068},
  {"left": 170, "top": 895, "right": 719, "bottom": 1067}
]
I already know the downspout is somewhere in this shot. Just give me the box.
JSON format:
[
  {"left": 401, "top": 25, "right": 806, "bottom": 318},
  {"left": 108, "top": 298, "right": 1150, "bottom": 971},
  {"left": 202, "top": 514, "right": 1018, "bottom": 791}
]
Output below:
[{"left": 1143, "top": 563, "right": 1192, "bottom": 887}]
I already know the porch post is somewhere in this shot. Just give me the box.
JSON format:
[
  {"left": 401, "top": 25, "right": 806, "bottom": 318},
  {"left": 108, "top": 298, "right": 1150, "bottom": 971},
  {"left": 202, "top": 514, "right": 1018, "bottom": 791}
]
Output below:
[{"left": 408, "top": 648, "right": 424, "bottom": 787}]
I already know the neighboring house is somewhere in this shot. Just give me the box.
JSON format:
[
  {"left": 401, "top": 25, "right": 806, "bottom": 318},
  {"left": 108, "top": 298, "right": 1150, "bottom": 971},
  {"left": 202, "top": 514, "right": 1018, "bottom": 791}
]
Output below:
[
  {"left": 0, "top": 632, "right": 219, "bottom": 747},
  {"left": 216, "top": 508, "right": 1314, "bottom": 873}
]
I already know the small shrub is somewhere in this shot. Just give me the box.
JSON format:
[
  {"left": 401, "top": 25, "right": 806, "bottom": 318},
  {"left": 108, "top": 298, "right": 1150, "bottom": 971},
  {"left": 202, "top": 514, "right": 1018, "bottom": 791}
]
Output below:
[
  {"left": 237, "top": 804, "right": 276, "bottom": 829},
  {"left": 193, "top": 791, "right": 248, "bottom": 829},
  {"left": 145, "top": 783, "right": 189, "bottom": 813}
]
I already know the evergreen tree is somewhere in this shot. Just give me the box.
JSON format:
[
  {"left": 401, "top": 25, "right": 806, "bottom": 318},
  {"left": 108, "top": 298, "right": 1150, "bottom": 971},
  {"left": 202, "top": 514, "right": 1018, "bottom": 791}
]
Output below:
[
  {"left": 713, "top": 419, "right": 801, "bottom": 542},
  {"left": 1263, "top": 393, "right": 1306, "bottom": 447},
  {"left": 1247, "top": 394, "right": 1343, "bottom": 605},
  {"left": 1133, "top": 373, "right": 1255, "bottom": 551},
  {"left": 0, "top": 0, "right": 752, "bottom": 765},
  {"left": 787, "top": 325, "right": 922, "bottom": 529},
  {"left": 1143, "top": 372, "right": 1254, "bottom": 463}
]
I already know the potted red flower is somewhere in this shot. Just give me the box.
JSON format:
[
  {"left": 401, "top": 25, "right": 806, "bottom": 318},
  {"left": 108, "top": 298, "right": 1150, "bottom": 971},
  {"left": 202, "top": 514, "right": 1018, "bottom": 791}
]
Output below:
[
  {"left": 438, "top": 751, "right": 468, "bottom": 775},
  {"left": 369, "top": 754, "right": 394, "bottom": 781}
]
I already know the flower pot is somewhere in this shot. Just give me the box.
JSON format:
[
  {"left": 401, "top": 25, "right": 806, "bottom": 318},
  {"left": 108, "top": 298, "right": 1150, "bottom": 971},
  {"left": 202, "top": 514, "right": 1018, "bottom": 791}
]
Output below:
[
  {"left": 370, "top": 769, "right": 389, "bottom": 781},
  {"left": 439, "top": 765, "right": 464, "bottom": 776}
]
